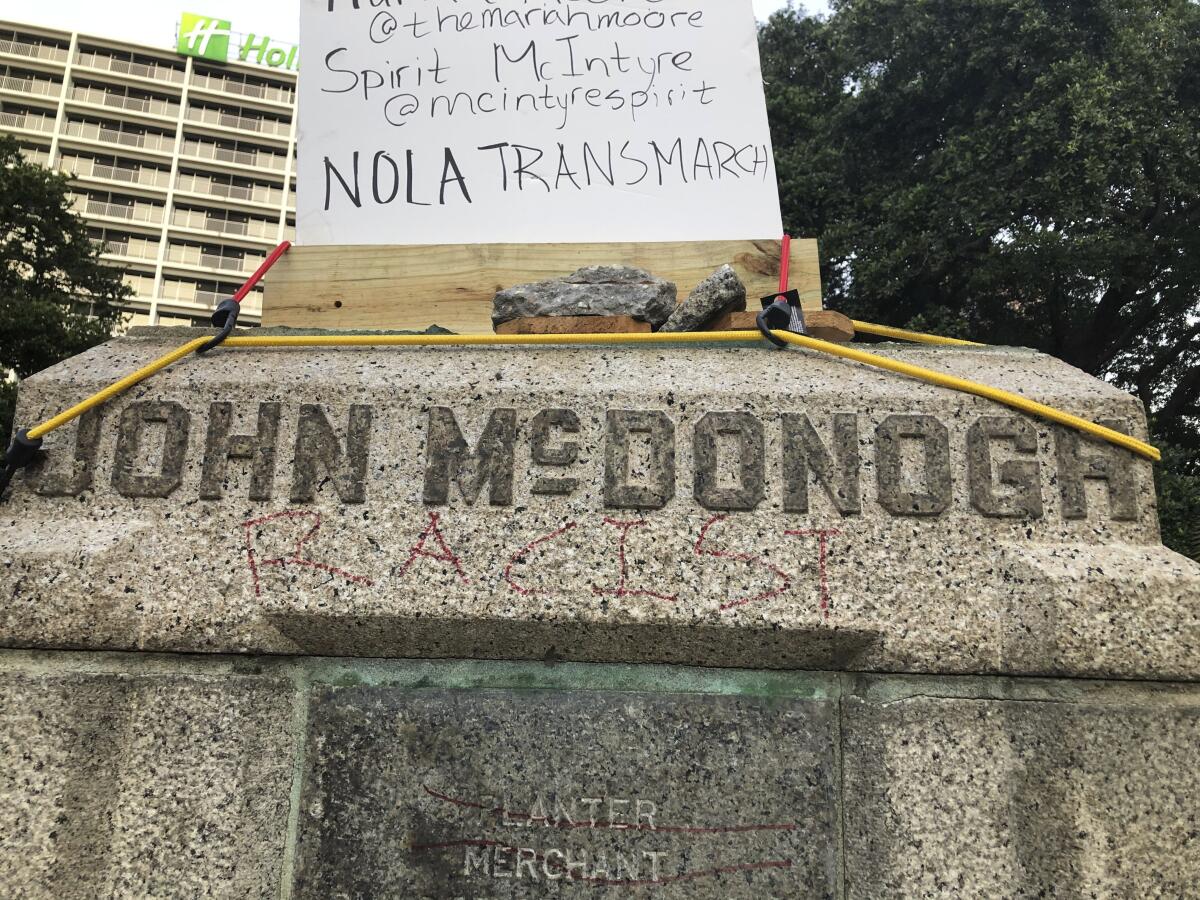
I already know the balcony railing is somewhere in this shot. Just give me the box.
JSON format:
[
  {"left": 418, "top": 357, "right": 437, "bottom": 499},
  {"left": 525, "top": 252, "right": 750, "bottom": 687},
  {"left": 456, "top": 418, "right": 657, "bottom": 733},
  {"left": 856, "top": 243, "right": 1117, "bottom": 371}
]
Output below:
[
  {"left": 103, "top": 239, "right": 159, "bottom": 261},
  {"left": 86, "top": 199, "right": 163, "bottom": 224},
  {"left": 182, "top": 140, "right": 286, "bottom": 171},
  {"left": 191, "top": 72, "right": 294, "bottom": 105},
  {"left": 193, "top": 289, "right": 232, "bottom": 308},
  {"left": 125, "top": 279, "right": 158, "bottom": 298},
  {"left": 19, "top": 146, "right": 51, "bottom": 166},
  {"left": 177, "top": 175, "right": 284, "bottom": 207},
  {"left": 215, "top": 181, "right": 282, "bottom": 206},
  {"left": 102, "top": 127, "right": 172, "bottom": 153},
  {"left": 159, "top": 284, "right": 197, "bottom": 304},
  {"left": 75, "top": 51, "right": 184, "bottom": 84},
  {"left": 63, "top": 120, "right": 176, "bottom": 154},
  {"left": 165, "top": 245, "right": 254, "bottom": 271},
  {"left": 188, "top": 106, "right": 290, "bottom": 138},
  {"left": 0, "top": 110, "right": 54, "bottom": 133},
  {"left": 93, "top": 161, "right": 169, "bottom": 188},
  {"left": 73, "top": 86, "right": 178, "bottom": 118},
  {"left": 0, "top": 73, "right": 60, "bottom": 96},
  {"left": 208, "top": 179, "right": 252, "bottom": 201},
  {"left": 173, "top": 213, "right": 277, "bottom": 240},
  {"left": 206, "top": 218, "right": 245, "bottom": 237},
  {"left": 0, "top": 37, "right": 68, "bottom": 62},
  {"left": 65, "top": 157, "right": 171, "bottom": 189},
  {"left": 202, "top": 252, "right": 263, "bottom": 272}
]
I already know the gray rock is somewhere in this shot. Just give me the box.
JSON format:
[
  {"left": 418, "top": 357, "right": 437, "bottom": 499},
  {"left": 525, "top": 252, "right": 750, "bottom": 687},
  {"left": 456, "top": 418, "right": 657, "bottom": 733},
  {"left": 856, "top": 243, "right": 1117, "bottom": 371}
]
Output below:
[
  {"left": 659, "top": 265, "right": 747, "bottom": 333},
  {"left": 562, "top": 265, "right": 665, "bottom": 285},
  {"left": 492, "top": 266, "right": 677, "bottom": 327}
]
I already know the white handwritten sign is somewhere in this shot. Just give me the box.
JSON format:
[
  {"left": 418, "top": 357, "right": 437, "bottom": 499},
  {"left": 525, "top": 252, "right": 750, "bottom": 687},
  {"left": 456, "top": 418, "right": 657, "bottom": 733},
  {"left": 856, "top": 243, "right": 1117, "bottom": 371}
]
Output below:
[{"left": 297, "top": 0, "right": 783, "bottom": 245}]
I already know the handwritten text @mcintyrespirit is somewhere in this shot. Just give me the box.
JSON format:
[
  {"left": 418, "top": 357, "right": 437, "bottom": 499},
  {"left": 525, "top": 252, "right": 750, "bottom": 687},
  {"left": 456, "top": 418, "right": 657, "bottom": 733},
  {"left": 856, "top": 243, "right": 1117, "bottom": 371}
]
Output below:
[{"left": 28, "top": 403, "right": 1141, "bottom": 524}]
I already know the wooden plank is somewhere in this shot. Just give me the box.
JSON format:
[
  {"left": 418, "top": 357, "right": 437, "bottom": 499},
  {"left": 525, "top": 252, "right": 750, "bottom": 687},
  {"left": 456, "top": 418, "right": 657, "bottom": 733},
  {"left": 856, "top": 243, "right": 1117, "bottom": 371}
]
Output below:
[
  {"left": 495, "top": 316, "right": 652, "bottom": 335},
  {"left": 262, "top": 240, "right": 822, "bottom": 333},
  {"left": 708, "top": 310, "right": 856, "bottom": 344}
]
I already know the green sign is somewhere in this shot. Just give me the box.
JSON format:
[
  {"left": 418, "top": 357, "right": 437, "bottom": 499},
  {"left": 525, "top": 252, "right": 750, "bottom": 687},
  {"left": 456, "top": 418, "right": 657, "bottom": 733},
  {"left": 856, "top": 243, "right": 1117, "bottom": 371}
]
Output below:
[
  {"left": 176, "top": 12, "right": 299, "bottom": 71},
  {"left": 177, "top": 12, "right": 232, "bottom": 63}
]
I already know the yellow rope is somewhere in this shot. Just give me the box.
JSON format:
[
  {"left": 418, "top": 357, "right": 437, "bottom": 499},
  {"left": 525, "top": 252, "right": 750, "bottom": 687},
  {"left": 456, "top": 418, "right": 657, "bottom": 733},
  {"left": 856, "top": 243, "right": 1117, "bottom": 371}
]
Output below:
[
  {"left": 25, "top": 330, "right": 1160, "bottom": 462},
  {"left": 27, "top": 338, "right": 210, "bottom": 440},
  {"left": 222, "top": 332, "right": 752, "bottom": 349},
  {"left": 771, "top": 331, "right": 1159, "bottom": 461},
  {"left": 851, "top": 320, "right": 983, "bottom": 347}
]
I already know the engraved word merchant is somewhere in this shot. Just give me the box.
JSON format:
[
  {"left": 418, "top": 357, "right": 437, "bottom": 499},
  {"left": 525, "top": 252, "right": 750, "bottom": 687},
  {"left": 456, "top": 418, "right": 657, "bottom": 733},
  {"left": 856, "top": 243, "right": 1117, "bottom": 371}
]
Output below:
[{"left": 30, "top": 402, "right": 1139, "bottom": 523}]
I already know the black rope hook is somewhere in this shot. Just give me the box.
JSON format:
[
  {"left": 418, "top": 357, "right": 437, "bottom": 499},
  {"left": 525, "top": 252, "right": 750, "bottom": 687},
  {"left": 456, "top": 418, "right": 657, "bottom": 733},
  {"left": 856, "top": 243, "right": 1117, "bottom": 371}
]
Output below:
[
  {"left": 0, "top": 429, "right": 43, "bottom": 502},
  {"left": 756, "top": 289, "right": 808, "bottom": 349}
]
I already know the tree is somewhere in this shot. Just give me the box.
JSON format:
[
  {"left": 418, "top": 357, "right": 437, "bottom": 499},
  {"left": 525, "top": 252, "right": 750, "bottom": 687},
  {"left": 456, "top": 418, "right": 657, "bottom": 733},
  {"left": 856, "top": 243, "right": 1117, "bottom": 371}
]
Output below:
[
  {"left": 1156, "top": 442, "right": 1200, "bottom": 559},
  {"left": 0, "top": 135, "right": 127, "bottom": 443},
  {"left": 761, "top": 0, "right": 1200, "bottom": 558}
]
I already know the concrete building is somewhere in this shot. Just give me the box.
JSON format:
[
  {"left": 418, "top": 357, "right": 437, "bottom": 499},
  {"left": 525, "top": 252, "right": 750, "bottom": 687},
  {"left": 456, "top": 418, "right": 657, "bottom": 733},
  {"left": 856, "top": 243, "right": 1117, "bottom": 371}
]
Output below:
[{"left": 0, "top": 18, "right": 297, "bottom": 327}]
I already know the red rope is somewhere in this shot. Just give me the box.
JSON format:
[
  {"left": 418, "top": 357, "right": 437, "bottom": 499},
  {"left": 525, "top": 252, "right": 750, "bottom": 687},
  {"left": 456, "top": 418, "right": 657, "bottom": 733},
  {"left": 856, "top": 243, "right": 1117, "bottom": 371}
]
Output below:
[
  {"left": 778, "top": 233, "right": 791, "bottom": 298},
  {"left": 233, "top": 240, "right": 292, "bottom": 303}
]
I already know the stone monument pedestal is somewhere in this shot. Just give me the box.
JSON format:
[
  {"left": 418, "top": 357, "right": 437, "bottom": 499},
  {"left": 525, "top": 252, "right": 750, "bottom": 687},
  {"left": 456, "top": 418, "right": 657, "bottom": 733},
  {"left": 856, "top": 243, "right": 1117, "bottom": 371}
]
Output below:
[{"left": 1, "top": 329, "right": 1197, "bottom": 896}]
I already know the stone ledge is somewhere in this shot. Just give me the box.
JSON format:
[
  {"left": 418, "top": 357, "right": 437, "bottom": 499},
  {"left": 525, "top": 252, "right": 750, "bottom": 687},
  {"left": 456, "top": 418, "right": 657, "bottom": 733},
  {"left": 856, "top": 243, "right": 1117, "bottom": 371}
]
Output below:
[
  {"left": 0, "top": 650, "right": 1196, "bottom": 898},
  {"left": 2, "top": 334, "right": 1196, "bottom": 678}
]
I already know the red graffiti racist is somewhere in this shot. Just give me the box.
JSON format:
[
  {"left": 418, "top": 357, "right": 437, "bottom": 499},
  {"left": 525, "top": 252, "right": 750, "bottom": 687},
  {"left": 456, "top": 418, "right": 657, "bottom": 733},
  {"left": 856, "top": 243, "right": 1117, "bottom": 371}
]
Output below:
[
  {"left": 504, "top": 522, "right": 578, "bottom": 597},
  {"left": 592, "top": 518, "right": 679, "bottom": 603},
  {"left": 786, "top": 529, "right": 841, "bottom": 619},
  {"left": 398, "top": 510, "right": 470, "bottom": 585},
  {"left": 240, "top": 511, "right": 839, "bottom": 618},
  {"left": 695, "top": 514, "right": 792, "bottom": 612},
  {"left": 242, "top": 510, "right": 375, "bottom": 597}
]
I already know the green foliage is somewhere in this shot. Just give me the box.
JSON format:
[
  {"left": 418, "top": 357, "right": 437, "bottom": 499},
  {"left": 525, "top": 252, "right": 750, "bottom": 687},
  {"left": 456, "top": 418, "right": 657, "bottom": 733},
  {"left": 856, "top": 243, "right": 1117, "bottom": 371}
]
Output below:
[
  {"left": 0, "top": 379, "right": 14, "bottom": 448},
  {"left": 1155, "top": 441, "right": 1200, "bottom": 559},
  {"left": 0, "top": 135, "right": 128, "bottom": 441},
  {"left": 761, "top": 0, "right": 1200, "bottom": 559}
]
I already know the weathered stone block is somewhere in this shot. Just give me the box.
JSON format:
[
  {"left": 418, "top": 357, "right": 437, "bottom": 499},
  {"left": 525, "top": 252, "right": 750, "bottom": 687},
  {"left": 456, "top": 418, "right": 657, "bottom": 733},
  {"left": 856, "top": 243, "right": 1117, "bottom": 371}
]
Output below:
[
  {"left": 842, "top": 677, "right": 1200, "bottom": 898},
  {"left": 2, "top": 330, "right": 1197, "bottom": 678},
  {"left": 492, "top": 266, "right": 677, "bottom": 327},
  {"left": 0, "top": 651, "right": 1195, "bottom": 898},
  {"left": 0, "top": 666, "right": 295, "bottom": 898},
  {"left": 293, "top": 687, "right": 838, "bottom": 898},
  {"left": 659, "top": 265, "right": 746, "bottom": 332}
]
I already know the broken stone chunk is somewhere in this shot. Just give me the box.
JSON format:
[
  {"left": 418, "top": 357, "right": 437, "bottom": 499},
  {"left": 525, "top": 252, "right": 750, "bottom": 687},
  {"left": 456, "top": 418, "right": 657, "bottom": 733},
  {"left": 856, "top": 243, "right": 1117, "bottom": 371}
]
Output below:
[
  {"left": 492, "top": 266, "right": 677, "bottom": 328},
  {"left": 561, "top": 265, "right": 662, "bottom": 285},
  {"left": 658, "top": 265, "right": 747, "bottom": 333}
]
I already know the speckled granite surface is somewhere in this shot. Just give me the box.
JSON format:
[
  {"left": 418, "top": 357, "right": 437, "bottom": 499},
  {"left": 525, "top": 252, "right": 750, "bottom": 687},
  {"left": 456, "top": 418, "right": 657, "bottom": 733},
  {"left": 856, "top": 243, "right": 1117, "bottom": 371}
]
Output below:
[
  {"left": 295, "top": 688, "right": 838, "bottom": 898},
  {"left": 0, "top": 653, "right": 1195, "bottom": 899},
  {"left": 2, "top": 329, "right": 1196, "bottom": 677},
  {"left": 0, "top": 657, "right": 294, "bottom": 897},
  {"left": 842, "top": 675, "right": 1200, "bottom": 898},
  {"left": 1, "top": 331, "right": 1198, "bottom": 897}
]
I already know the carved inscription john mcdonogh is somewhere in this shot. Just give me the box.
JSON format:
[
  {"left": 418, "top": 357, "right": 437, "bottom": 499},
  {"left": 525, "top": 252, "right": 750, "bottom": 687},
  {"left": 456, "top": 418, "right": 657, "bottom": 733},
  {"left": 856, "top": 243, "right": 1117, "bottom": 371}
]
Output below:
[
  {"left": 29, "top": 401, "right": 1140, "bottom": 524},
  {"left": 20, "top": 401, "right": 1146, "bottom": 616}
]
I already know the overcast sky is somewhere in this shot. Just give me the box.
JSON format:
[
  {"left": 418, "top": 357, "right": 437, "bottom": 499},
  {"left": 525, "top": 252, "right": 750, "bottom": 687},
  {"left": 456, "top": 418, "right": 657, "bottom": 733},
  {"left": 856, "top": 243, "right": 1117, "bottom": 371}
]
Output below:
[{"left": 0, "top": 1, "right": 822, "bottom": 48}]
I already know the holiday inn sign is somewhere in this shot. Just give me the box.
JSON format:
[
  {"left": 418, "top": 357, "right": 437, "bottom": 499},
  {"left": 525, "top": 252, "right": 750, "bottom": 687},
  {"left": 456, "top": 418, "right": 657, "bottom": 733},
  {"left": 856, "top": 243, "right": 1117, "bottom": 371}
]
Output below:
[{"left": 176, "top": 11, "right": 300, "bottom": 71}]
